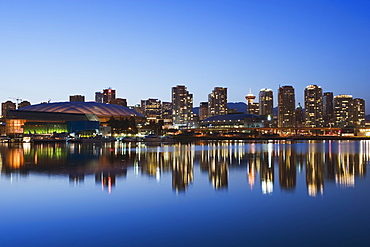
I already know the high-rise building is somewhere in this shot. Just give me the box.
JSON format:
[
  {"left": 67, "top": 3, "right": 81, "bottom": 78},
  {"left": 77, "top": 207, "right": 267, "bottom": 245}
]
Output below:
[
  {"left": 1, "top": 101, "right": 16, "bottom": 120},
  {"left": 248, "top": 102, "right": 259, "bottom": 115},
  {"left": 103, "top": 88, "right": 116, "bottom": 104},
  {"left": 295, "top": 103, "right": 304, "bottom": 127},
  {"left": 162, "top": 102, "right": 173, "bottom": 120},
  {"left": 259, "top": 88, "right": 273, "bottom": 117},
  {"left": 141, "top": 98, "right": 162, "bottom": 119},
  {"left": 304, "top": 85, "right": 323, "bottom": 127},
  {"left": 354, "top": 98, "right": 365, "bottom": 127},
  {"left": 172, "top": 85, "right": 193, "bottom": 126},
  {"left": 199, "top": 102, "right": 209, "bottom": 120},
  {"left": 245, "top": 89, "right": 259, "bottom": 115},
  {"left": 278, "top": 86, "right": 295, "bottom": 127},
  {"left": 69, "top": 95, "right": 85, "bottom": 102},
  {"left": 323, "top": 92, "right": 334, "bottom": 127},
  {"left": 208, "top": 87, "right": 227, "bottom": 117},
  {"left": 95, "top": 92, "right": 103, "bottom": 103},
  {"left": 334, "top": 95, "right": 354, "bottom": 128},
  {"left": 18, "top": 101, "right": 31, "bottom": 109}
]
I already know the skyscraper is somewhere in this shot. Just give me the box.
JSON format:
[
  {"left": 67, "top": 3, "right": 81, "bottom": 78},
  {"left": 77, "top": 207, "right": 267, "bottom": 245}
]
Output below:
[
  {"left": 259, "top": 88, "right": 273, "bottom": 117},
  {"left": 304, "top": 85, "right": 323, "bottom": 127},
  {"left": 295, "top": 103, "right": 304, "bottom": 127},
  {"left": 354, "top": 98, "right": 365, "bottom": 127},
  {"left": 278, "top": 86, "right": 295, "bottom": 127},
  {"left": 172, "top": 85, "right": 193, "bottom": 126},
  {"left": 199, "top": 102, "right": 209, "bottom": 120},
  {"left": 208, "top": 87, "right": 227, "bottom": 117},
  {"left": 323, "top": 92, "right": 334, "bottom": 127},
  {"left": 103, "top": 88, "right": 116, "bottom": 104},
  {"left": 162, "top": 102, "right": 173, "bottom": 120},
  {"left": 334, "top": 95, "right": 354, "bottom": 128}
]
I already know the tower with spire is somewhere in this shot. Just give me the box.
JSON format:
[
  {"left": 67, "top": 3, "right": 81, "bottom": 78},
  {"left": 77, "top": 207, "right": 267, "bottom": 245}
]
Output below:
[{"left": 245, "top": 89, "right": 259, "bottom": 115}]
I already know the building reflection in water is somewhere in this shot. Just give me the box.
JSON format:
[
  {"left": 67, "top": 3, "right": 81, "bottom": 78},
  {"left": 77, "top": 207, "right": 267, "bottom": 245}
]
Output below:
[
  {"left": 306, "top": 141, "right": 325, "bottom": 197},
  {"left": 200, "top": 142, "right": 228, "bottom": 190},
  {"left": 95, "top": 172, "right": 120, "bottom": 194},
  {"left": 261, "top": 142, "right": 274, "bottom": 194},
  {"left": 69, "top": 174, "right": 84, "bottom": 186},
  {"left": 171, "top": 144, "right": 194, "bottom": 192},
  {"left": 6, "top": 147, "right": 25, "bottom": 169},
  {"left": 334, "top": 141, "right": 367, "bottom": 188},
  {"left": 0, "top": 140, "right": 368, "bottom": 196},
  {"left": 279, "top": 143, "right": 296, "bottom": 192}
]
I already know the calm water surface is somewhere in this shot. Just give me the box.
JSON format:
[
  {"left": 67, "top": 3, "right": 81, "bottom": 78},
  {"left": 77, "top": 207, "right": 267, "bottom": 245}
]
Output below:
[{"left": 0, "top": 140, "right": 370, "bottom": 247}]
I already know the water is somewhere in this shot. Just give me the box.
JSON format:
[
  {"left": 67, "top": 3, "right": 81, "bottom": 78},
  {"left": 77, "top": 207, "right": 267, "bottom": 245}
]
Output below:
[{"left": 0, "top": 140, "right": 369, "bottom": 246}]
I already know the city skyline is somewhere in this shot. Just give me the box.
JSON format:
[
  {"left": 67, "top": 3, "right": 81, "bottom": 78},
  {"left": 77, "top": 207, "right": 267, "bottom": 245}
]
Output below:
[
  {"left": 2, "top": 83, "right": 367, "bottom": 114},
  {"left": 2, "top": 1, "right": 370, "bottom": 244},
  {"left": 1, "top": 1, "right": 370, "bottom": 111}
]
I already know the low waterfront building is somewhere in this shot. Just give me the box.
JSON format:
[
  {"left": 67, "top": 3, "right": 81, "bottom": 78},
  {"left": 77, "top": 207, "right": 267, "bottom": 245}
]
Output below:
[
  {"left": 200, "top": 113, "right": 264, "bottom": 128},
  {"left": 6, "top": 110, "right": 100, "bottom": 136},
  {"left": 5, "top": 101, "right": 145, "bottom": 136}
]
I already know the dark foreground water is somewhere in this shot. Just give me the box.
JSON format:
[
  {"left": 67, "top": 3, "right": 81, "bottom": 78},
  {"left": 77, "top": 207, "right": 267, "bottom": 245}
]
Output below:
[{"left": 0, "top": 140, "right": 370, "bottom": 247}]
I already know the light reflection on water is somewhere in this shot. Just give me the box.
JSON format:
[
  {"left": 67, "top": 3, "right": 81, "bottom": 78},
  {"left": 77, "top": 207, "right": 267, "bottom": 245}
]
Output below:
[
  {"left": 1, "top": 140, "right": 370, "bottom": 247},
  {"left": 0, "top": 140, "right": 368, "bottom": 196}
]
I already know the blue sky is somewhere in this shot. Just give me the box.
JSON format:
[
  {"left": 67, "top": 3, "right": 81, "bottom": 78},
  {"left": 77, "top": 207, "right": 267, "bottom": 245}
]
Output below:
[{"left": 1, "top": 0, "right": 369, "bottom": 111}]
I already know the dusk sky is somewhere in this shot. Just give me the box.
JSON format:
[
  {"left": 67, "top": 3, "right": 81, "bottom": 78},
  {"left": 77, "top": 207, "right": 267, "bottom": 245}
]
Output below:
[{"left": 1, "top": 0, "right": 369, "bottom": 111}]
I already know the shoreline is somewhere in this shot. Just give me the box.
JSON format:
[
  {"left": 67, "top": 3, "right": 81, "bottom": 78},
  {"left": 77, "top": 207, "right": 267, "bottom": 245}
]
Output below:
[
  {"left": 173, "top": 135, "right": 370, "bottom": 141},
  {"left": 3, "top": 135, "right": 370, "bottom": 144}
]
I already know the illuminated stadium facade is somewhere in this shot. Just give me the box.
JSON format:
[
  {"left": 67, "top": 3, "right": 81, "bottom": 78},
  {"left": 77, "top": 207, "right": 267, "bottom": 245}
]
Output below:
[
  {"left": 19, "top": 102, "right": 144, "bottom": 122},
  {"left": 6, "top": 102, "right": 144, "bottom": 136}
]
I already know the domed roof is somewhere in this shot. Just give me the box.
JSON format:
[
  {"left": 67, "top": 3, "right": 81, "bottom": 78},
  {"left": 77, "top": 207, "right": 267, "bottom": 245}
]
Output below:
[{"left": 19, "top": 102, "right": 144, "bottom": 118}]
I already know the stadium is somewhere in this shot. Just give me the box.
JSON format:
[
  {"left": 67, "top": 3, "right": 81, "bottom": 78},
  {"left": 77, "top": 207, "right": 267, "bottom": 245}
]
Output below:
[{"left": 6, "top": 102, "right": 144, "bottom": 136}]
